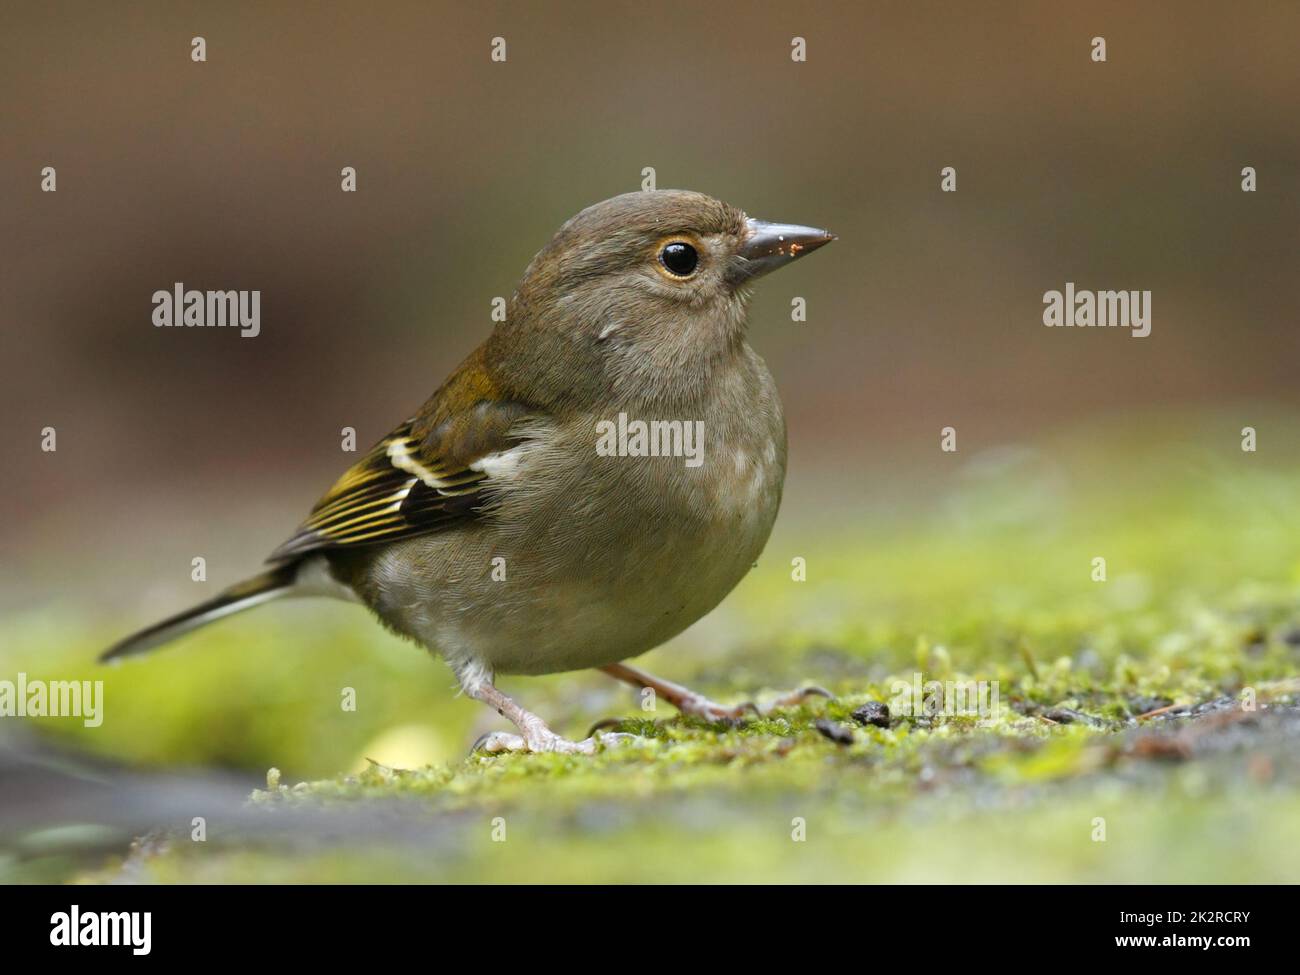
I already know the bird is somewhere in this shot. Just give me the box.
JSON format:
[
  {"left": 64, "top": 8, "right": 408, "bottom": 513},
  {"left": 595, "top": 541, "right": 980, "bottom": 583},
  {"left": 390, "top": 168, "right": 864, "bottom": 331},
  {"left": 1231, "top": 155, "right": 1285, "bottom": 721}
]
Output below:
[{"left": 101, "top": 190, "right": 836, "bottom": 754}]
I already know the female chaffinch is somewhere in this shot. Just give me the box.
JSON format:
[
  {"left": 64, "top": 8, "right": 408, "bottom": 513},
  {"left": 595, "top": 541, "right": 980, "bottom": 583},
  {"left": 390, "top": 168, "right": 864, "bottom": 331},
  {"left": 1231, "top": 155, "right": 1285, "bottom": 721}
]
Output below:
[{"left": 103, "top": 190, "right": 835, "bottom": 753}]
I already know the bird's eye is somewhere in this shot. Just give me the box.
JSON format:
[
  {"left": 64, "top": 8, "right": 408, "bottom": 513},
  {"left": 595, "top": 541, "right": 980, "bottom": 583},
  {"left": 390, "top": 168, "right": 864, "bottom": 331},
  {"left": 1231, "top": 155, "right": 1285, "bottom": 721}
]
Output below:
[{"left": 658, "top": 241, "right": 699, "bottom": 278}]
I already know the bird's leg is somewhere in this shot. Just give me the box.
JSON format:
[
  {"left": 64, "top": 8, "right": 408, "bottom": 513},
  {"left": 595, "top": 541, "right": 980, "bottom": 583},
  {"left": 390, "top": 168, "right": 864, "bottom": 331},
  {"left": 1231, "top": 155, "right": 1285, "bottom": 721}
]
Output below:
[
  {"left": 459, "top": 665, "right": 629, "bottom": 755},
  {"left": 600, "top": 662, "right": 832, "bottom": 723}
]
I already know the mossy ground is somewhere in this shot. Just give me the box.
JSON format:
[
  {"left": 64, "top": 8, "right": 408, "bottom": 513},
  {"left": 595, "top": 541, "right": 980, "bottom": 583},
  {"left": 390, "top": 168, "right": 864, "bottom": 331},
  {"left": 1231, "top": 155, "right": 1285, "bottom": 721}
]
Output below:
[{"left": 4, "top": 414, "right": 1300, "bottom": 883}]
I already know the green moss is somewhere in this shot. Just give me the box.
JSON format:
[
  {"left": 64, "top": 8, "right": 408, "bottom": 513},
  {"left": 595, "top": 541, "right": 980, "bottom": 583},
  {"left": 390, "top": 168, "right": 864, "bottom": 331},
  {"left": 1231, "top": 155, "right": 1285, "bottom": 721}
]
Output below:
[{"left": 4, "top": 416, "right": 1300, "bottom": 882}]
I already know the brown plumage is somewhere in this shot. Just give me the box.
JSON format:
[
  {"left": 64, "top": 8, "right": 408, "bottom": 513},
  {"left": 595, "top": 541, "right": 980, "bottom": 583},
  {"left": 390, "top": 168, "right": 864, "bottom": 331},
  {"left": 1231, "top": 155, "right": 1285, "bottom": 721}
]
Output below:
[{"left": 102, "top": 190, "right": 835, "bottom": 753}]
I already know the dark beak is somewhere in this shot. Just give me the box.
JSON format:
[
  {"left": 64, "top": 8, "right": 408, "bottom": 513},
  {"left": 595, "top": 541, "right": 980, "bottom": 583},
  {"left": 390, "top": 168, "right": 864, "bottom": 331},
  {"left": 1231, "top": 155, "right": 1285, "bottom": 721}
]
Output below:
[{"left": 730, "top": 218, "right": 836, "bottom": 285}]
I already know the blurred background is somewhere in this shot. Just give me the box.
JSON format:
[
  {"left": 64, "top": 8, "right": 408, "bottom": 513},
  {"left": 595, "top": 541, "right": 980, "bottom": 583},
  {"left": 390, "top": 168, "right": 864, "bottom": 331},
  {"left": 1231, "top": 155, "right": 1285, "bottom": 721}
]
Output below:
[{"left": 1, "top": 1, "right": 1298, "bottom": 881}]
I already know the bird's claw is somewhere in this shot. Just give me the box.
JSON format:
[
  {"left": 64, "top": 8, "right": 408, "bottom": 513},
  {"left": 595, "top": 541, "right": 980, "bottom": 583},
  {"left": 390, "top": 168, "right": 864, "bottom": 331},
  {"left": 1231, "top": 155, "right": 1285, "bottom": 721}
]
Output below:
[
  {"left": 763, "top": 685, "right": 835, "bottom": 713},
  {"left": 473, "top": 729, "right": 637, "bottom": 755},
  {"left": 676, "top": 685, "right": 834, "bottom": 723}
]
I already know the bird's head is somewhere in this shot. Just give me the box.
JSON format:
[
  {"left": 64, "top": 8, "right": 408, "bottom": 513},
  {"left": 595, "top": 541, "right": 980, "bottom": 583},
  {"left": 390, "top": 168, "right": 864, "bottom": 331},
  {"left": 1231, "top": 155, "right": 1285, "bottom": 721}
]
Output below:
[{"left": 491, "top": 190, "right": 834, "bottom": 408}]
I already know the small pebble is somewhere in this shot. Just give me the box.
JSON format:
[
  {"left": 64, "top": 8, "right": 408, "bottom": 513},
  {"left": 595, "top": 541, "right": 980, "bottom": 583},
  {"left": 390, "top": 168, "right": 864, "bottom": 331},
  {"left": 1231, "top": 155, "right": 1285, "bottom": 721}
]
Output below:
[
  {"left": 851, "top": 700, "right": 892, "bottom": 728},
  {"left": 815, "top": 718, "right": 856, "bottom": 745}
]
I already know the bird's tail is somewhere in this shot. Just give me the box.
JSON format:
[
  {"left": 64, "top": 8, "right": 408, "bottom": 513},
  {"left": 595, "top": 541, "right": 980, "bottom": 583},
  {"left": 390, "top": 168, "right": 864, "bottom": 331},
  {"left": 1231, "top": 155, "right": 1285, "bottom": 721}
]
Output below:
[{"left": 99, "top": 563, "right": 301, "bottom": 663}]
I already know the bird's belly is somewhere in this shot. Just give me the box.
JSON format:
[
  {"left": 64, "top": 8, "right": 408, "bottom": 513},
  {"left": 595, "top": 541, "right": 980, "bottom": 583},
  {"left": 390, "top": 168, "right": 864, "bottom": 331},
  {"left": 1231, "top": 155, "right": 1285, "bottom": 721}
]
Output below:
[{"left": 362, "top": 443, "right": 784, "bottom": 676}]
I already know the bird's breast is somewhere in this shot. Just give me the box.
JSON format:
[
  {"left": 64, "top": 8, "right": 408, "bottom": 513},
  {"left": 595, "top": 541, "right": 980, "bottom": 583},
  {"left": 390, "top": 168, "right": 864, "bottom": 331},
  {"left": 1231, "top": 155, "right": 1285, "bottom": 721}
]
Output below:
[{"left": 363, "top": 347, "right": 788, "bottom": 675}]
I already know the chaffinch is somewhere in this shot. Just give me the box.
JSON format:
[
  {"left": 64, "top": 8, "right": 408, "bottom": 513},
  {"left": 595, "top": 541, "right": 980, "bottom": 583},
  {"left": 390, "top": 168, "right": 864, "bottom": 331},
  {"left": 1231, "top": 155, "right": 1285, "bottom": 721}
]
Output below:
[{"left": 103, "top": 190, "right": 835, "bottom": 753}]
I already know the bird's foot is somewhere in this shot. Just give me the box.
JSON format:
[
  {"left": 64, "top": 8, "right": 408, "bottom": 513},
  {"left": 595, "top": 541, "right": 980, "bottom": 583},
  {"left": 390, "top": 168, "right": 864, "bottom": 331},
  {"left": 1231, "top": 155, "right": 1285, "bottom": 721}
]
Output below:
[
  {"left": 600, "top": 663, "right": 834, "bottom": 724},
  {"left": 474, "top": 728, "right": 636, "bottom": 755},
  {"left": 461, "top": 670, "right": 637, "bottom": 756},
  {"left": 673, "top": 685, "right": 835, "bottom": 723}
]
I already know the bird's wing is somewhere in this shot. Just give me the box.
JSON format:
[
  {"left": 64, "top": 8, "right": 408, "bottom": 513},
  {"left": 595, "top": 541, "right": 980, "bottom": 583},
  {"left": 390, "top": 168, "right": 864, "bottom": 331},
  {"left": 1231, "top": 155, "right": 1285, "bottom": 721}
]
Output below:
[{"left": 267, "top": 349, "right": 535, "bottom": 562}]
